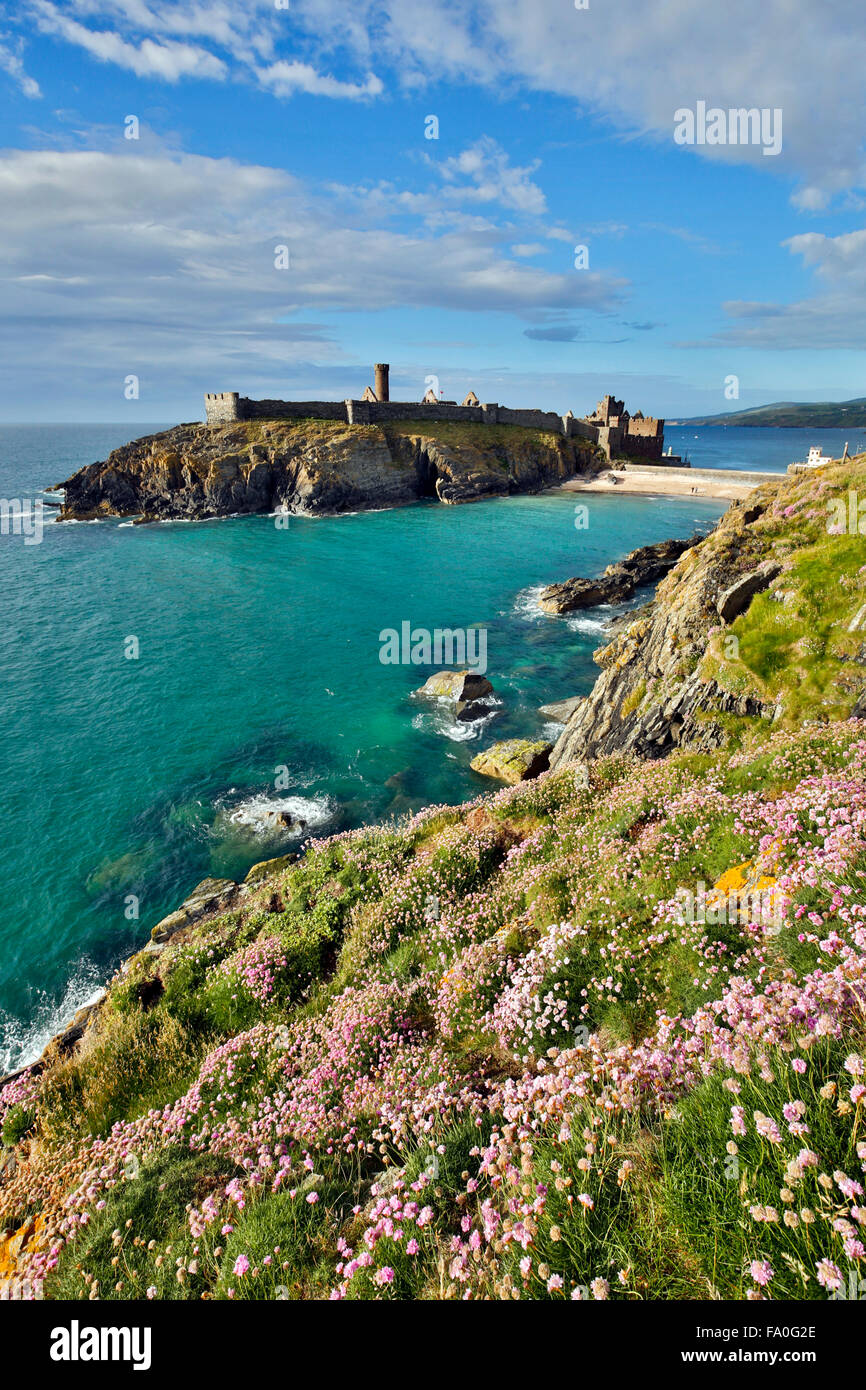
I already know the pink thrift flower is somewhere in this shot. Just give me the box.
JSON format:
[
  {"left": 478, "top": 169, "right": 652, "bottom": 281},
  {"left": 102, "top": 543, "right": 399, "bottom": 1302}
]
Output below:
[
  {"left": 816, "top": 1259, "right": 843, "bottom": 1291},
  {"left": 750, "top": 1260, "right": 773, "bottom": 1286}
]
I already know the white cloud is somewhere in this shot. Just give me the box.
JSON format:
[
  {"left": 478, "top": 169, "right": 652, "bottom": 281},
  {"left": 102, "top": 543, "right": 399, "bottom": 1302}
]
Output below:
[
  {"left": 14, "top": 0, "right": 866, "bottom": 202},
  {"left": 254, "top": 60, "right": 383, "bottom": 101},
  {"left": 438, "top": 137, "right": 546, "bottom": 215},
  {"left": 702, "top": 228, "right": 866, "bottom": 348},
  {"left": 24, "top": 0, "right": 384, "bottom": 100},
  {"left": 32, "top": 2, "right": 226, "bottom": 80},
  {"left": 0, "top": 145, "right": 627, "bottom": 408},
  {"left": 0, "top": 37, "right": 41, "bottom": 97},
  {"left": 282, "top": 0, "right": 866, "bottom": 204}
]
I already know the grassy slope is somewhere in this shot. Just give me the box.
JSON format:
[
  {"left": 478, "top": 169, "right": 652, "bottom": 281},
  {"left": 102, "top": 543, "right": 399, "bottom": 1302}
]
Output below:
[
  {"left": 225, "top": 416, "right": 578, "bottom": 454},
  {"left": 700, "top": 455, "right": 866, "bottom": 732},
  {"left": 2, "top": 461, "right": 866, "bottom": 1302}
]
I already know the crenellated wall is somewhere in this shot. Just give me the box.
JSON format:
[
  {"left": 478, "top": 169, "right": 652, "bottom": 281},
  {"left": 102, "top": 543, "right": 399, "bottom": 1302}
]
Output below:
[
  {"left": 203, "top": 390, "right": 663, "bottom": 457},
  {"left": 627, "top": 416, "right": 664, "bottom": 439},
  {"left": 204, "top": 392, "right": 240, "bottom": 423}
]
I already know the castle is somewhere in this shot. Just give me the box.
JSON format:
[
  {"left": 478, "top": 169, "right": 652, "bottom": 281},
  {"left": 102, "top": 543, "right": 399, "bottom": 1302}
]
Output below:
[{"left": 204, "top": 365, "right": 666, "bottom": 461}]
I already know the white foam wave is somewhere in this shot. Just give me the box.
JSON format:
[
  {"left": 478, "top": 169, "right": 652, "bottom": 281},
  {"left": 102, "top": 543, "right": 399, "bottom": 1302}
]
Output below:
[
  {"left": 511, "top": 585, "right": 548, "bottom": 621},
  {"left": 0, "top": 966, "right": 105, "bottom": 1077},
  {"left": 541, "top": 719, "right": 567, "bottom": 737},
  {"left": 564, "top": 614, "right": 608, "bottom": 634},
  {"left": 411, "top": 708, "right": 498, "bottom": 742},
  {"left": 222, "top": 793, "right": 334, "bottom": 836}
]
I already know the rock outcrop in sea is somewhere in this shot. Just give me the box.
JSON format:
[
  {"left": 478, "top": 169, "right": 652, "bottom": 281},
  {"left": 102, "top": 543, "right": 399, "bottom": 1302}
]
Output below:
[
  {"left": 470, "top": 738, "right": 552, "bottom": 783},
  {"left": 56, "top": 419, "right": 603, "bottom": 520},
  {"left": 538, "top": 535, "right": 701, "bottom": 614}
]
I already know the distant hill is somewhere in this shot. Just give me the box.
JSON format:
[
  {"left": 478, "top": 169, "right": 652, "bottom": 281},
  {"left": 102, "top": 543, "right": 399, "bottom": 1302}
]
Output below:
[{"left": 673, "top": 397, "right": 866, "bottom": 428}]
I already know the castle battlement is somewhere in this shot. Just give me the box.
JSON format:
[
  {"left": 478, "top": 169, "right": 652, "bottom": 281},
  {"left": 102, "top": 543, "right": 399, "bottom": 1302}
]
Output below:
[{"left": 203, "top": 367, "right": 666, "bottom": 461}]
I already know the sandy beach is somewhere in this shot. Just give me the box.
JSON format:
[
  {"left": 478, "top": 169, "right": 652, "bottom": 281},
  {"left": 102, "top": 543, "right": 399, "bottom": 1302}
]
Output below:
[{"left": 557, "top": 463, "right": 780, "bottom": 502}]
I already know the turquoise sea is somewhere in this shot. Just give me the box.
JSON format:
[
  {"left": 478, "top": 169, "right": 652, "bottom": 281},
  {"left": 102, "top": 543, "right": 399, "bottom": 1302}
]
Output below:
[{"left": 0, "top": 421, "right": 848, "bottom": 1071}]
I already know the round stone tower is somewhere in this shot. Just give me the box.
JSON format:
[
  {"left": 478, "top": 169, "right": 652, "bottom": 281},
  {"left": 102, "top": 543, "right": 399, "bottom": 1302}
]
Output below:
[{"left": 374, "top": 363, "right": 390, "bottom": 402}]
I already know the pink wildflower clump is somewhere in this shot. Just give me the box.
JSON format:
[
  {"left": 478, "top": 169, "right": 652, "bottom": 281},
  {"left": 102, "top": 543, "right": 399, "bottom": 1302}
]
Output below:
[{"left": 215, "top": 937, "right": 289, "bottom": 1006}]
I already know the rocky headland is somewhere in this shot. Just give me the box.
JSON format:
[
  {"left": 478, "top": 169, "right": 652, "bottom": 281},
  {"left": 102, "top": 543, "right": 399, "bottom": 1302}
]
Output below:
[{"left": 55, "top": 418, "right": 603, "bottom": 521}]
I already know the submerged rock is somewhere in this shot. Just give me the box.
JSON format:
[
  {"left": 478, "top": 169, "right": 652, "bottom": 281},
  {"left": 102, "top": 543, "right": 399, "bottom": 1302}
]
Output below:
[{"left": 470, "top": 739, "right": 552, "bottom": 784}]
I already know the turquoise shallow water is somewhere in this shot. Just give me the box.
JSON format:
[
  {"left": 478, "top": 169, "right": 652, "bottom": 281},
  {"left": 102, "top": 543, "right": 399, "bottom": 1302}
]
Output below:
[{"left": 0, "top": 420, "right": 832, "bottom": 1070}]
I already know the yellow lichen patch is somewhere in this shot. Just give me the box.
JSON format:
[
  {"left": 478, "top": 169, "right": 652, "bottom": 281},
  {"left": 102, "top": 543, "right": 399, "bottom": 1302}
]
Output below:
[
  {"left": 713, "top": 862, "right": 752, "bottom": 894},
  {"left": 0, "top": 1212, "right": 47, "bottom": 1288},
  {"left": 708, "top": 861, "right": 782, "bottom": 928}
]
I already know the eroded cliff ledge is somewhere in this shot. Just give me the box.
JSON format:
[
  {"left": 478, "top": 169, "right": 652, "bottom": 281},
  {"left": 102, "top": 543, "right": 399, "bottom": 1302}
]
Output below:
[
  {"left": 549, "top": 456, "right": 866, "bottom": 769},
  {"left": 56, "top": 418, "right": 603, "bottom": 520}
]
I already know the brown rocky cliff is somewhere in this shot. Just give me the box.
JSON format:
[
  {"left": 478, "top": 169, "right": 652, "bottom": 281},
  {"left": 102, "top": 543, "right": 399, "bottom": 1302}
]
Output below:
[
  {"left": 548, "top": 486, "right": 786, "bottom": 768},
  {"left": 57, "top": 420, "right": 602, "bottom": 520}
]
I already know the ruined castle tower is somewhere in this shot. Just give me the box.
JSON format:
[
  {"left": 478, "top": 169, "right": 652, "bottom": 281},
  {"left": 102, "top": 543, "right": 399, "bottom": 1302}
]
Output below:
[{"left": 374, "top": 363, "right": 390, "bottom": 402}]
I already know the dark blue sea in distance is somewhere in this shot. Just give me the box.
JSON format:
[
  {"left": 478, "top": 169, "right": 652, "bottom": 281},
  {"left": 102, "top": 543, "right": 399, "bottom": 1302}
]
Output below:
[{"left": 0, "top": 421, "right": 851, "bottom": 1070}]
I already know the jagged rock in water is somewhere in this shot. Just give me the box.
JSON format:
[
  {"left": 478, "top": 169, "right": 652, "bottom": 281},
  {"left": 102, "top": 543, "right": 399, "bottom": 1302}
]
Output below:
[
  {"left": 415, "top": 671, "right": 493, "bottom": 702},
  {"left": 538, "top": 535, "right": 702, "bottom": 614},
  {"left": 454, "top": 698, "right": 497, "bottom": 722},
  {"left": 539, "top": 573, "right": 632, "bottom": 613},
  {"left": 538, "top": 696, "right": 583, "bottom": 723}
]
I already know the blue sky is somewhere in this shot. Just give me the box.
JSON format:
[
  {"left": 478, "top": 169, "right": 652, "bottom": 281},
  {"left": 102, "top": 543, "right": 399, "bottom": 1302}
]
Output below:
[{"left": 0, "top": 0, "right": 865, "bottom": 421}]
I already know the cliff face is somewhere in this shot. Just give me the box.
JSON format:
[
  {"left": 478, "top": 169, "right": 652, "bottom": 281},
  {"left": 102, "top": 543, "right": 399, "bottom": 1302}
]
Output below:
[
  {"left": 550, "top": 455, "right": 866, "bottom": 768},
  {"left": 57, "top": 419, "right": 601, "bottom": 520}
]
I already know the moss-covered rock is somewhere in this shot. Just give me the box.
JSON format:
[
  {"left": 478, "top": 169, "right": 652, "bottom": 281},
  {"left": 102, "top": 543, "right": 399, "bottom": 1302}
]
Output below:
[
  {"left": 150, "top": 877, "right": 239, "bottom": 944},
  {"left": 244, "top": 853, "right": 298, "bottom": 886},
  {"left": 470, "top": 739, "right": 552, "bottom": 784}
]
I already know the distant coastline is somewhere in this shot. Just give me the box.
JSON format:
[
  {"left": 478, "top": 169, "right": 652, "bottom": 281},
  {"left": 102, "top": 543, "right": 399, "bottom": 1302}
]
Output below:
[{"left": 674, "top": 396, "right": 866, "bottom": 428}]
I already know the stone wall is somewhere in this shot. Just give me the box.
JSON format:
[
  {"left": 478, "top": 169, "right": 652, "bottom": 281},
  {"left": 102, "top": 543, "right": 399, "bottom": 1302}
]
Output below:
[
  {"left": 496, "top": 406, "right": 566, "bottom": 432},
  {"left": 238, "top": 398, "right": 349, "bottom": 422},
  {"left": 202, "top": 391, "right": 661, "bottom": 457},
  {"left": 627, "top": 416, "right": 664, "bottom": 438},
  {"left": 204, "top": 394, "right": 587, "bottom": 435},
  {"left": 621, "top": 429, "right": 666, "bottom": 460}
]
